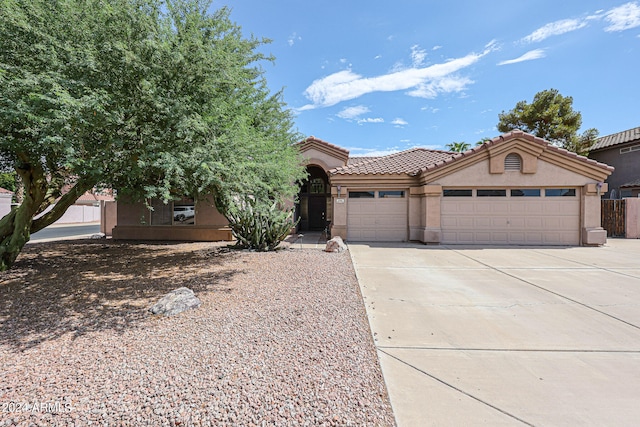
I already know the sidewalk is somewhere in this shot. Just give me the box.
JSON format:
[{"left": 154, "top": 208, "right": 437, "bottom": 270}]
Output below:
[{"left": 284, "top": 231, "right": 329, "bottom": 249}]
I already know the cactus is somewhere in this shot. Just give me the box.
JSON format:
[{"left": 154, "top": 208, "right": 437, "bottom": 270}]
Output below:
[{"left": 225, "top": 196, "right": 297, "bottom": 251}]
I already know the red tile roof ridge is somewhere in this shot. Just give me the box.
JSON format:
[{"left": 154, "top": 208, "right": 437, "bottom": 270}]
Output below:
[
  {"left": 0, "top": 187, "right": 14, "bottom": 195},
  {"left": 419, "top": 130, "right": 613, "bottom": 174},
  {"left": 296, "top": 136, "right": 350, "bottom": 155},
  {"left": 331, "top": 147, "right": 455, "bottom": 175}
]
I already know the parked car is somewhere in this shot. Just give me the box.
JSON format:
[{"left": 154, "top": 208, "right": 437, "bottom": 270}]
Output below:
[{"left": 173, "top": 206, "right": 195, "bottom": 222}]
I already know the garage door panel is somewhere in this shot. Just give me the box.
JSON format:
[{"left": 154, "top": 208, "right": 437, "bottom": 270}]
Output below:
[
  {"left": 543, "top": 201, "right": 577, "bottom": 214},
  {"left": 377, "top": 217, "right": 406, "bottom": 227},
  {"left": 475, "top": 217, "right": 492, "bottom": 227},
  {"left": 510, "top": 218, "right": 527, "bottom": 228},
  {"left": 441, "top": 217, "right": 458, "bottom": 227},
  {"left": 348, "top": 195, "right": 407, "bottom": 242},
  {"left": 491, "top": 217, "right": 508, "bottom": 227},
  {"left": 475, "top": 203, "right": 493, "bottom": 214},
  {"left": 442, "top": 192, "right": 579, "bottom": 245},
  {"left": 492, "top": 204, "right": 509, "bottom": 214},
  {"left": 524, "top": 218, "right": 543, "bottom": 229}
]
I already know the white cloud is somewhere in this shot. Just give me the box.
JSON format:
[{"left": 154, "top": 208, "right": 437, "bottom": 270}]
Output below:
[
  {"left": 421, "top": 106, "right": 440, "bottom": 113},
  {"left": 604, "top": 2, "right": 640, "bottom": 31},
  {"left": 336, "top": 105, "right": 382, "bottom": 124},
  {"left": 522, "top": 18, "right": 588, "bottom": 43},
  {"left": 497, "top": 49, "right": 546, "bottom": 65},
  {"left": 411, "top": 45, "right": 427, "bottom": 67},
  {"left": 337, "top": 105, "right": 370, "bottom": 119},
  {"left": 407, "top": 75, "right": 473, "bottom": 99},
  {"left": 300, "top": 43, "right": 496, "bottom": 109},
  {"left": 287, "top": 32, "right": 301, "bottom": 47},
  {"left": 432, "top": 45, "right": 443, "bottom": 51},
  {"left": 357, "top": 117, "right": 384, "bottom": 124},
  {"left": 392, "top": 118, "right": 408, "bottom": 126}
]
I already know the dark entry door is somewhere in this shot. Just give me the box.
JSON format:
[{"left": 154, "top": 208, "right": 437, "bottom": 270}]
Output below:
[{"left": 308, "top": 196, "right": 327, "bottom": 230}]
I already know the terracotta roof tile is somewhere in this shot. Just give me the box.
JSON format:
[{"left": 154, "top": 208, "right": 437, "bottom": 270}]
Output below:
[
  {"left": 0, "top": 187, "right": 13, "bottom": 195},
  {"left": 590, "top": 126, "right": 640, "bottom": 151},
  {"left": 331, "top": 148, "right": 455, "bottom": 176},
  {"left": 419, "top": 130, "right": 613, "bottom": 174},
  {"left": 347, "top": 156, "right": 380, "bottom": 165},
  {"left": 621, "top": 178, "right": 640, "bottom": 188},
  {"left": 295, "top": 136, "right": 350, "bottom": 156}
]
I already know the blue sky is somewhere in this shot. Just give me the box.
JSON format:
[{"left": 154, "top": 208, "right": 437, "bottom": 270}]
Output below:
[{"left": 215, "top": 1, "right": 640, "bottom": 156}]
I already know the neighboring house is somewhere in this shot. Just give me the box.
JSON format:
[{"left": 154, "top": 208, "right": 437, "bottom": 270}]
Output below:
[
  {"left": 588, "top": 126, "right": 640, "bottom": 198},
  {"left": 111, "top": 130, "right": 613, "bottom": 246},
  {"left": 0, "top": 187, "right": 13, "bottom": 218}
]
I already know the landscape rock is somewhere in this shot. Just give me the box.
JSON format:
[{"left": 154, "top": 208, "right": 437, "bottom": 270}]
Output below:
[
  {"left": 325, "top": 236, "right": 347, "bottom": 253},
  {"left": 149, "top": 287, "right": 202, "bottom": 316}
]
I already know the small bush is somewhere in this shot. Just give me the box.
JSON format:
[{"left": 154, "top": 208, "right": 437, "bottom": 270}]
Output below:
[{"left": 226, "top": 197, "right": 296, "bottom": 251}]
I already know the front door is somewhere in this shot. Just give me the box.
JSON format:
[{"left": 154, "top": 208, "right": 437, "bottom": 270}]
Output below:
[{"left": 308, "top": 196, "right": 327, "bottom": 230}]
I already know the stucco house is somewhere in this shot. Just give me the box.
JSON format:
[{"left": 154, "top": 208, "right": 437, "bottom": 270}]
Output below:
[
  {"left": 111, "top": 130, "right": 613, "bottom": 246},
  {"left": 588, "top": 126, "right": 640, "bottom": 199}
]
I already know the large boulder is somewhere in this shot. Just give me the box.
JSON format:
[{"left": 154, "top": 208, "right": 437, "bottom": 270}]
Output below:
[
  {"left": 324, "top": 236, "right": 347, "bottom": 253},
  {"left": 149, "top": 287, "right": 202, "bottom": 316}
]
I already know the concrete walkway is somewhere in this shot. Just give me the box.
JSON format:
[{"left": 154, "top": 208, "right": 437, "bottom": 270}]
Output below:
[
  {"left": 284, "top": 231, "right": 329, "bottom": 249},
  {"left": 349, "top": 239, "right": 640, "bottom": 426}
]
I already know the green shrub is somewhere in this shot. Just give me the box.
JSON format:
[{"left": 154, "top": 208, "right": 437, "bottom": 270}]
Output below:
[{"left": 226, "top": 197, "right": 297, "bottom": 251}]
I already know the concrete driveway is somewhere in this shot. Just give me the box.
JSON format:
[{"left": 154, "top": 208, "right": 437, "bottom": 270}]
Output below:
[{"left": 349, "top": 239, "right": 640, "bottom": 426}]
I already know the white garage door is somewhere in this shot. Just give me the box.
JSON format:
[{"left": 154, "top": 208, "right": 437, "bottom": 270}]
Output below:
[
  {"left": 347, "top": 190, "right": 408, "bottom": 242},
  {"left": 441, "top": 188, "right": 580, "bottom": 245}
]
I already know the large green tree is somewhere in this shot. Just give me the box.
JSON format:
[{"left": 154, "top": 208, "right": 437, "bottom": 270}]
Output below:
[
  {"left": 0, "top": 0, "right": 305, "bottom": 270},
  {"left": 497, "top": 89, "right": 598, "bottom": 156}
]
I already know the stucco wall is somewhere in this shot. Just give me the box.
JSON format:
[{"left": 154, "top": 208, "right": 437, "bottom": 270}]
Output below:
[
  {"left": 432, "top": 158, "right": 596, "bottom": 187},
  {"left": 301, "top": 148, "right": 347, "bottom": 171},
  {"left": 101, "top": 201, "right": 117, "bottom": 236},
  {"left": 590, "top": 147, "right": 640, "bottom": 198},
  {"left": 626, "top": 198, "right": 640, "bottom": 239},
  {"left": 113, "top": 197, "right": 231, "bottom": 241},
  {"left": 35, "top": 203, "right": 101, "bottom": 224}
]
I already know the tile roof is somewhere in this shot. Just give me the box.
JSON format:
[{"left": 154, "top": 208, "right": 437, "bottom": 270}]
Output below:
[
  {"left": 347, "top": 156, "right": 380, "bottom": 165},
  {"left": 330, "top": 130, "right": 612, "bottom": 178},
  {"left": 621, "top": 178, "right": 640, "bottom": 188},
  {"left": 331, "top": 148, "right": 455, "bottom": 176},
  {"left": 590, "top": 126, "right": 640, "bottom": 151},
  {"left": 0, "top": 187, "right": 13, "bottom": 195},
  {"left": 418, "top": 130, "right": 613, "bottom": 174},
  {"left": 59, "top": 184, "right": 115, "bottom": 202},
  {"left": 296, "top": 136, "right": 350, "bottom": 155},
  {"left": 77, "top": 191, "right": 114, "bottom": 202}
]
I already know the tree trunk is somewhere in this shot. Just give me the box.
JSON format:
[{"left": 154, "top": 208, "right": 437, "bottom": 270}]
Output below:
[
  {"left": 0, "top": 164, "right": 47, "bottom": 271},
  {"left": 0, "top": 202, "right": 35, "bottom": 271},
  {"left": 0, "top": 162, "right": 94, "bottom": 271}
]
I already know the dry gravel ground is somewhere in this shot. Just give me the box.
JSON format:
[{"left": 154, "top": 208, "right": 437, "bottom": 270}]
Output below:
[{"left": 0, "top": 240, "right": 395, "bottom": 426}]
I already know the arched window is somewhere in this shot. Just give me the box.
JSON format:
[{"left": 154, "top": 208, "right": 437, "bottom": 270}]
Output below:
[{"left": 504, "top": 153, "right": 522, "bottom": 171}]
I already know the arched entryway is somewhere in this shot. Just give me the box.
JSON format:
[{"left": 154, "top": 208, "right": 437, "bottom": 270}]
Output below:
[{"left": 297, "top": 165, "right": 330, "bottom": 231}]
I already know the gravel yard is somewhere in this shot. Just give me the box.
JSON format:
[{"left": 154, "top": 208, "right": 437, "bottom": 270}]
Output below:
[{"left": 0, "top": 240, "right": 395, "bottom": 426}]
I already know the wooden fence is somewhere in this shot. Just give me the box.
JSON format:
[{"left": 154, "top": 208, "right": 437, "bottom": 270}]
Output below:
[{"left": 601, "top": 199, "right": 626, "bottom": 237}]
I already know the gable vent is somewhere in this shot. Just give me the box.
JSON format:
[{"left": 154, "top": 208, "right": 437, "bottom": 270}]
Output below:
[{"left": 504, "top": 153, "right": 522, "bottom": 171}]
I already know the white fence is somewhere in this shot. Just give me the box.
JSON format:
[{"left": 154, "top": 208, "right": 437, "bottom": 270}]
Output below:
[{"left": 35, "top": 203, "right": 101, "bottom": 224}]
